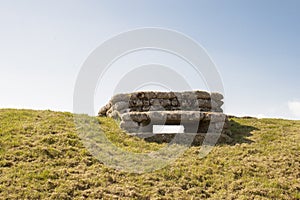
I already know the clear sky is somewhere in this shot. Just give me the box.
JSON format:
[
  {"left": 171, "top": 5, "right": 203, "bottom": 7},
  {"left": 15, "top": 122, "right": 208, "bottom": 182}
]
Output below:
[{"left": 0, "top": 0, "right": 299, "bottom": 119}]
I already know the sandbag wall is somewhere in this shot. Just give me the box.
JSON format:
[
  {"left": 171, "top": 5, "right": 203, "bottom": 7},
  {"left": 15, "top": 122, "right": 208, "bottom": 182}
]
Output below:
[
  {"left": 99, "top": 91, "right": 232, "bottom": 144},
  {"left": 99, "top": 91, "right": 224, "bottom": 117}
]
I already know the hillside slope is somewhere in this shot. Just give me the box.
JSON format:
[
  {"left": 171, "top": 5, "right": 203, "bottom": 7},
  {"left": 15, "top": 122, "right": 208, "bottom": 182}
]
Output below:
[{"left": 0, "top": 109, "right": 299, "bottom": 199}]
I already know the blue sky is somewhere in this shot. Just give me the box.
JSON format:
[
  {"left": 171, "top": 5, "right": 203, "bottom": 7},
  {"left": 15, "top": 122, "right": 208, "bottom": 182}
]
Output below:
[{"left": 0, "top": 0, "right": 299, "bottom": 119}]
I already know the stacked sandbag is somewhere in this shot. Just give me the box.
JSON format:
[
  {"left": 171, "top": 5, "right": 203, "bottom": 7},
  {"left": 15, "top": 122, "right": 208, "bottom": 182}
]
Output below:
[
  {"left": 119, "top": 111, "right": 229, "bottom": 133},
  {"left": 99, "top": 91, "right": 224, "bottom": 117},
  {"left": 98, "top": 91, "right": 232, "bottom": 144}
]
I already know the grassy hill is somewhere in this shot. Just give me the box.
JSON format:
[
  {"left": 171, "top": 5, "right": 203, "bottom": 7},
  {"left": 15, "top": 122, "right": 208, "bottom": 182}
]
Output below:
[{"left": 0, "top": 109, "right": 299, "bottom": 199}]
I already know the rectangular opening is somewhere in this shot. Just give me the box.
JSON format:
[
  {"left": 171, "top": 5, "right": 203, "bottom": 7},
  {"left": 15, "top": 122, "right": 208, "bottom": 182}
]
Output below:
[{"left": 153, "top": 125, "right": 184, "bottom": 134}]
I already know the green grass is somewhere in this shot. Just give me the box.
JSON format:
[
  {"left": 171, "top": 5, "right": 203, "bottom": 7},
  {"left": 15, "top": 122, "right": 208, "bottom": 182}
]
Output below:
[{"left": 0, "top": 109, "right": 299, "bottom": 199}]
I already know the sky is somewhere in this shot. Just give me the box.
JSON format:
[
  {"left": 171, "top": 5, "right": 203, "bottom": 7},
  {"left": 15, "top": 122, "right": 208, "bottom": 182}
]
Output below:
[{"left": 0, "top": 0, "right": 299, "bottom": 119}]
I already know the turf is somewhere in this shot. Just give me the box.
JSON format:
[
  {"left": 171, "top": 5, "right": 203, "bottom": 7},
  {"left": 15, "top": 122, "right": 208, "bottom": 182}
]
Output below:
[{"left": 0, "top": 109, "right": 299, "bottom": 199}]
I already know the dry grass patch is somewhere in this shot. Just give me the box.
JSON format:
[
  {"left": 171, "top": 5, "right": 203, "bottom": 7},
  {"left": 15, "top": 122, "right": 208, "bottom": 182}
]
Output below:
[{"left": 0, "top": 109, "right": 299, "bottom": 199}]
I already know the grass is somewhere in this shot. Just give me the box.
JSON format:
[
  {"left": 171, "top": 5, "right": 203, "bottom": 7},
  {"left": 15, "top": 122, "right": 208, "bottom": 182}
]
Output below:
[{"left": 0, "top": 109, "right": 299, "bottom": 199}]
